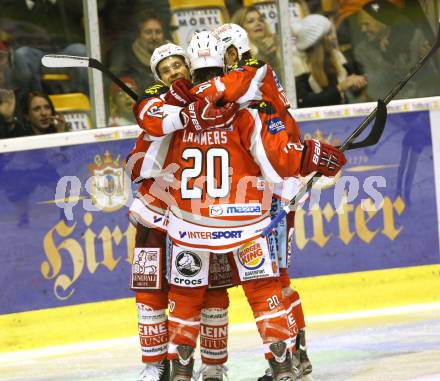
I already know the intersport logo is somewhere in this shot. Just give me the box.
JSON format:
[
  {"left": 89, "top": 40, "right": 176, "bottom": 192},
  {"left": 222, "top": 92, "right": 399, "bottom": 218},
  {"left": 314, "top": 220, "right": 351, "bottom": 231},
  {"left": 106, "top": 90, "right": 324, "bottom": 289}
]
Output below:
[{"left": 178, "top": 230, "right": 244, "bottom": 240}]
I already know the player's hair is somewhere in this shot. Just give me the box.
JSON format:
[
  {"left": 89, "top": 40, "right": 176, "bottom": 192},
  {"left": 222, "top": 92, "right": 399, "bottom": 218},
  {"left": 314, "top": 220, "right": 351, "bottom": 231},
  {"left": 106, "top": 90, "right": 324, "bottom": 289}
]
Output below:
[
  {"left": 192, "top": 67, "right": 223, "bottom": 85},
  {"left": 226, "top": 45, "right": 253, "bottom": 64},
  {"left": 241, "top": 51, "right": 252, "bottom": 61}
]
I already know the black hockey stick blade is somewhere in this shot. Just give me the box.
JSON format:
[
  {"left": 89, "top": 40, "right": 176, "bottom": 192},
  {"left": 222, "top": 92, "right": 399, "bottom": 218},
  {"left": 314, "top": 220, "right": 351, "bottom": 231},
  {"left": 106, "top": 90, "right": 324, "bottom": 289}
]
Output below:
[
  {"left": 344, "top": 99, "right": 387, "bottom": 151},
  {"left": 42, "top": 54, "right": 139, "bottom": 101},
  {"left": 340, "top": 20, "right": 440, "bottom": 152}
]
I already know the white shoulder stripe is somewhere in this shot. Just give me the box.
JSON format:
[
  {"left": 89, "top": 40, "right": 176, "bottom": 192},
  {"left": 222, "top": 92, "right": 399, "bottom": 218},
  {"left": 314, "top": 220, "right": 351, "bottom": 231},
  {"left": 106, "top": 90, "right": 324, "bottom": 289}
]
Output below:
[
  {"left": 248, "top": 108, "right": 284, "bottom": 184},
  {"left": 140, "top": 133, "right": 172, "bottom": 179},
  {"left": 162, "top": 104, "right": 184, "bottom": 135},
  {"left": 139, "top": 103, "right": 149, "bottom": 120}
]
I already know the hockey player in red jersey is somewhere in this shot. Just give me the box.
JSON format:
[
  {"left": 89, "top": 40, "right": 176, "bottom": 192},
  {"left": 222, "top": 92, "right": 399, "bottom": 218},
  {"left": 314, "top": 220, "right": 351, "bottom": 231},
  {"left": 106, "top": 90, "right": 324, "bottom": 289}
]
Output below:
[
  {"left": 214, "top": 24, "right": 313, "bottom": 378},
  {"left": 130, "top": 30, "right": 345, "bottom": 380},
  {"left": 127, "top": 43, "right": 192, "bottom": 381},
  {"left": 158, "top": 31, "right": 346, "bottom": 381},
  {"left": 142, "top": 24, "right": 310, "bottom": 379},
  {"left": 127, "top": 42, "right": 239, "bottom": 381}
]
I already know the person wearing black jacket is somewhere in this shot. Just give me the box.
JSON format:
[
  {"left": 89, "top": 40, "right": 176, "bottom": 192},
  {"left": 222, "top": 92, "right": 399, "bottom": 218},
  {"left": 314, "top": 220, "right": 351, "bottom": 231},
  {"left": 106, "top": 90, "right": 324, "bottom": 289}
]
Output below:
[
  {"left": 109, "top": 11, "right": 167, "bottom": 91},
  {"left": 1, "top": 90, "right": 67, "bottom": 139},
  {"left": 0, "top": 89, "right": 24, "bottom": 139}
]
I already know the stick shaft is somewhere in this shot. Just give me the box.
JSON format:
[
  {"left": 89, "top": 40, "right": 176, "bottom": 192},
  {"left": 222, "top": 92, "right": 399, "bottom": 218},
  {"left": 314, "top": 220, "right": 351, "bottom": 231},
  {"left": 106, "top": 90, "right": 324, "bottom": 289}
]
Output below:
[
  {"left": 88, "top": 59, "right": 138, "bottom": 101},
  {"left": 341, "top": 27, "right": 440, "bottom": 151},
  {"left": 42, "top": 55, "right": 139, "bottom": 101}
]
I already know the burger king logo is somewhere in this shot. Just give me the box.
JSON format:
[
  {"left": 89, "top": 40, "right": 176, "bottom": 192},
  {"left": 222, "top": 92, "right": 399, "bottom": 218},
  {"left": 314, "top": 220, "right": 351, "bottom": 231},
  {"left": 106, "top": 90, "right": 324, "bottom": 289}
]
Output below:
[{"left": 238, "top": 241, "right": 265, "bottom": 270}]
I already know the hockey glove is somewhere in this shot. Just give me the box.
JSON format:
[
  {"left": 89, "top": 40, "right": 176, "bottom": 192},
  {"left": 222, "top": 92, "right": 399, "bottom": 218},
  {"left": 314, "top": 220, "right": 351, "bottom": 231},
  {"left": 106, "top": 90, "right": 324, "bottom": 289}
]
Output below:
[
  {"left": 300, "top": 139, "right": 346, "bottom": 177},
  {"left": 164, "top": 78, "right": 196, "bottom": 106},
  {"left": 180, "top": 91, "right": 239, "bottom": 133}
]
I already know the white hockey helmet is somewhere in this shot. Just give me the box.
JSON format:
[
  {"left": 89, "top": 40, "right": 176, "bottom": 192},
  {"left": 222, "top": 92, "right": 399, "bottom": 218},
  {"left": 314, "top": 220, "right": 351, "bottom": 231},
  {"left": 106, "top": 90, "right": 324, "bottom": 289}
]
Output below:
[
  {"left": 150, "top": 43, "right": 190, "bottom": 83},
  {"left": 213, "top": 23, "right": 251, "bottom": 60},
  {"left": 187, "top": 31, "right": 224, "bottom": 73}
]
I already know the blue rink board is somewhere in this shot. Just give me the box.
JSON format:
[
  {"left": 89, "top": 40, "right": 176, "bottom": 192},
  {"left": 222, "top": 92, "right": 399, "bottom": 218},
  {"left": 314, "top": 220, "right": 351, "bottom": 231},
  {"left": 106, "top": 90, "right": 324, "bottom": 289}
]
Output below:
[{"left": 0, "top": 110, "right": 438, "bottom": 314}]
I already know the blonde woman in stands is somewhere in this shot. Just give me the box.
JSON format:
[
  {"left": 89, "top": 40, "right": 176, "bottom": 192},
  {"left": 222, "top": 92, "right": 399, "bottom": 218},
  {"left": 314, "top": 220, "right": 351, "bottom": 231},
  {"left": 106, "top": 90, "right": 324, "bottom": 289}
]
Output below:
[
  {"left": 231, "top": 6, "right": 281, "bottom": 73},
  {"left": 292, "top": 14, "right": 367, "bottom": 108}
]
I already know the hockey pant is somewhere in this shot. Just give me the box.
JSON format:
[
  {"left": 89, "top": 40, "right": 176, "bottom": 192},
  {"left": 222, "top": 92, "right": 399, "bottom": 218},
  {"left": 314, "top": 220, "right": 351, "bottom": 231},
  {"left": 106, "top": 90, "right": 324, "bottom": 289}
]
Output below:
[
  {"left": 168, "top": 284, "right": 230, "bottom": 365},
  {"left": 168, "top": 268, "right": 292, "bottom": 361},
  {"left": 241, "top": 277, "right": 293, "bottom": 359},
  {"left": 134, "top": 225, "right": 169, "bottom": 363},
  {"left": 271, "top": 204, "right": 303, "bottom": 344},
  {"left": 134, "top": 226, "right": 230, "bottom": 364}
]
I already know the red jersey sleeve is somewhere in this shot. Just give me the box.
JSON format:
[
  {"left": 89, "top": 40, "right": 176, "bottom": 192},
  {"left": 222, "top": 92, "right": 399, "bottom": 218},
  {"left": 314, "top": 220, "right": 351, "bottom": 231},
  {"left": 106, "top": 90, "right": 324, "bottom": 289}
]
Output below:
[
  {"left": 189, "top": 63, "right": 259, "bottom": 102},
  {"left": 240, "top": 102, "right": 303, "bottom": 183},
  {"left": 281, "top": 108, "right": 302, "bottom": 143},
  {"left": 133, "top": 83, "right": 184, "bottom": 138},
  {"left": 190, "top": 59, "right": 292, "bottom": 117}
]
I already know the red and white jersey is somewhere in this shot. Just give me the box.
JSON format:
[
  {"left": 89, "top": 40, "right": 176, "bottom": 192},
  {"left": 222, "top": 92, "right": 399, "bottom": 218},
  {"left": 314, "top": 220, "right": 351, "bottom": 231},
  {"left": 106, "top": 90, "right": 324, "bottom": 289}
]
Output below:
[
  {"left": 200, "top": 59, "right": 301, "bottom": 144},
  {"left": 126, "top": 133, "right": 172, "bottom": 232},
  {"left": 133, "top": 83, "right": 184, "bottom": 139},
  {"left": 165, "top": 99, "right": 303, "bottom": 252},
  {"left": 127, "top": 83, "right": 177, "bottom": 230},
  {"left": 133, "top": 59, "right": 301, "bottom": 143},
  {"left": 127, "top": 83, "right": 172, "bottom": 183},
  {"left": 128, "top": 62, "right": 304, "bottom": 240},
  {"left": 208, "top": 58, "right": 290, "bottom": 114}
]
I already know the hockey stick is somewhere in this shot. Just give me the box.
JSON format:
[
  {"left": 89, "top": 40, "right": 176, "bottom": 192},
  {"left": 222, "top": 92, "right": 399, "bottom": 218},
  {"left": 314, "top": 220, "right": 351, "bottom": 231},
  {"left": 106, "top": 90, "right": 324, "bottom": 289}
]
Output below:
[
  {"left": 343, "top": 99, "right": 387, "bottom": 151},
  {"left": 41, "top": 54, "right": 139, "bottom": 101},
  {"left": 262, "top": 21, "right": 440, "bottom": 237}
]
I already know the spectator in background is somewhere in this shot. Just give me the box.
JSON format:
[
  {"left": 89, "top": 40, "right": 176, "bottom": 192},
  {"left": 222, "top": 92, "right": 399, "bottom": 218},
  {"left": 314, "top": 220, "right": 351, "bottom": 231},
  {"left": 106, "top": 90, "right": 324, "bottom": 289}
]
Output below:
[
  {"left": 107, "top": 76, "right": 138, "bottom": 126},
  {"left": 1, "top": 90, "right": 66, "bottom": 138},
  {"left": 336, "top": 0, "right": 439, "bottom": 100},
  {"left": 0, "top": 40, "right": 12, "bottom": 90},
  {"left": 0, "top": 89, "right": 22, "bottom": 139},
  {"left": 1, "top": 0, "right": 88, "bottom": 97},
  {"left": 354, "top": 7, "right": 412, "bottom": 100},
  {"left": 20, "top": 91, "right": 67, "bottom": 136},
  {"left": 110, "top": 11, "right": 166, "bottom": 90},
  {"left": 292, "top": 14, "right": 367, "bottom": 108},
  {"left": 0, "top": 38, "right": 23, "bottom": 139},
  {"left": 231, "top": 6, "right": 281, "bottom": 72}
]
